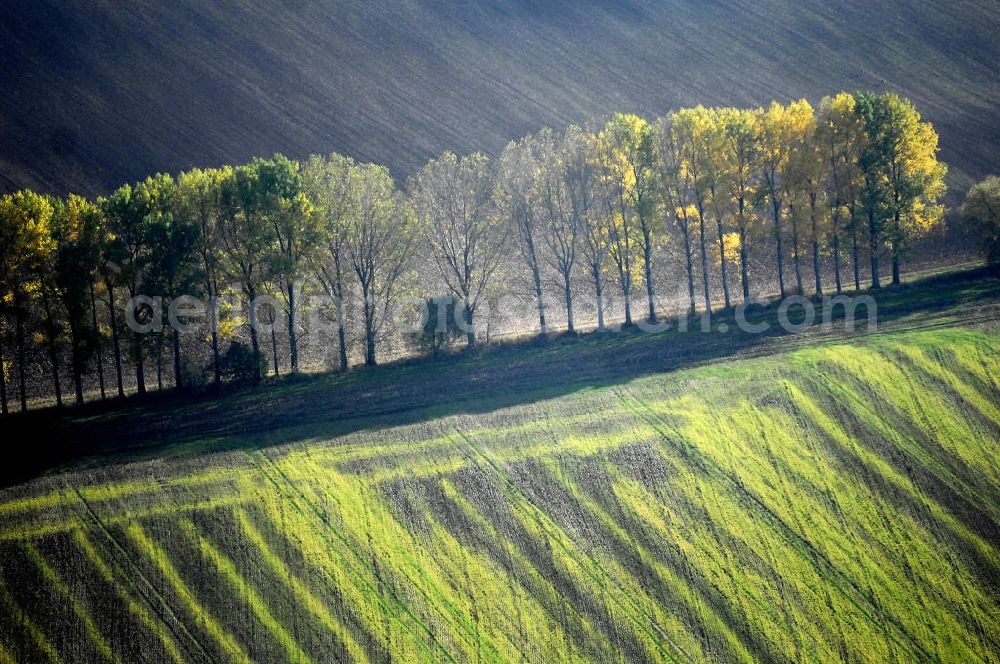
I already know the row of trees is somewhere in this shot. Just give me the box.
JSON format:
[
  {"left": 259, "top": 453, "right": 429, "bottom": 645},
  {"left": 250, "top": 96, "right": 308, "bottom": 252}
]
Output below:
[{"left": 0, "top": 91, "right": 948, "bottom": 413}]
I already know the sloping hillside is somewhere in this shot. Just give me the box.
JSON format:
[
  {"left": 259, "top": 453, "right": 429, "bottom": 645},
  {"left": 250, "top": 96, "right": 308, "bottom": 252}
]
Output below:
[
  {"left": 1, "top": 322, "right": 998, "bottom": 662},
  {"left": 1, "top": 0, "right": 998, "bottom": 196}
]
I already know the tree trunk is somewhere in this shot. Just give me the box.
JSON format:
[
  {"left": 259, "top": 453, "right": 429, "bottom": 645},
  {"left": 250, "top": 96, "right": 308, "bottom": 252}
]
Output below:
[
  {"left": 772, "top": 197, "right": 786, "bottom": 297},
  {"left": 209, "top": 292, "right": 221, "bottom": 386},
  {"left": 564, "top": 275, "right": 575, "bottom": 333},
  {"left": 204, "top": 259, "right": 222, "bottom": 386},
  {"left": 134, "top": 309, "right": 146, "bottom": 397},
  {"left": 715, "top": 212, "right": 731, "bottom": 309},
  {"left": 622, "top": 278, "right": 632, "bottom": 327},
  {"left": 246, "top": 284, "right": 262, "bottom": 383},
  {"left": 464, "top": 297, "right": 475, "bottom": 348},
  {"left": 812, "top": 239, "right": 822, "bottom": 296},
  {"left": 851, "top": 214, "right": 861, "bottom": 291},
  {"left": 890, "top": 224, "right": 901, "bottom": 285},
  {"left": 15, "top": 297, "right": 27, "bottom": 412},
  {"left": 41, "top": 292, "right": 63, "bottom": 407},
  {"left": 593, "top": 267, "right": 605, "bottom": 331},
  {"left": 533, "top": 260, "right": 546, "bottom": 336},
  {"left": 173, "top": 327, "right": 183, "bottom": 391},
  {"left": 789, "top": 203, "right": 803, "bottom": 296},
  {"left": 810, "top": 193, "right": 822, "bottom": 296},
  {"left": 69, "top": 319, "right": 84, "bottom": 406},
  {"left": 697, "top": 206, "right": 711, "bottom": 311},
  {"left": 833, "top": 233, "right": 843, "bottom": 294},
  {"left": 336, "top": 304, "right": 349, "bottom": 373},
  {"left": 89, "top": 281, "right": 106, "bottom": 400},
  {"left": 642, "top": 222, "right": 656, "bottom": 323},
  {"left": 363, "top": 287, "right": 377, "bottom": 367},
  {"left": 287, "top": 281, "right": 299, "bottom": 372},
  {"left": 737, "top": 198, "right": 750, "bottom": 302},
  {"left": 155, "top": 333, "right": 164, "bottom": 391},
  {"left": 270, "top": 321, "right": 280, "bottom": 377},
  {"left": 868, "top": 210, "right": 881, "bottom": 289},
  {"left": 0, "top": 335, "right": 8, "bottom": 415},
  {"left": 739, "top": 226, "right": 750, "bottom": 302},
  {"left": 682, "top": 221, "right": 696, "bottom": 315},
  {"left": 105, "top": 280, "right": 125, "bottom": 397}
]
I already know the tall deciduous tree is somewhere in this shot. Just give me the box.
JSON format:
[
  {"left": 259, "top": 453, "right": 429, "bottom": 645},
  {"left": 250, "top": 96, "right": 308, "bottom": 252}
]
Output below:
[
  {"left": 538, "top": 126, "right": 588, "bottom": 332},
  {"left": 960, "top": 176, "right": 1000, "bottom": 266},
  {"left": 496, "top": 135, "right": 547, "bottom": 334},
  {"left": 303, "top": 153, "right": 355, "bottom": 372},
  {"left": 103, "top": 175, "right": 173, "bottom": 395},
  {"left": 719, "top": 107, "right": 761, "bottom": 301},
  {"left": 757, "top": 101, "right": 796, "bottom": 296},
  {"left": 654, "top": 113, "right": 697, "bottom": 316},
  {"left": 147, "top": 192, "right": 201, "bottom": 390},
  {"left": 176, "top": 167, "right": 227, "bottom": 385},
  {"left": 344, "top": 163, "right": 416, "bottom": 366},
  {"left": 411, "top": 152, "right": 504, "bottom": 348},
  {"left": 777, "top": 100, "right": 817, "bottom": 296},
  {"left": 856, "top": 92, "right": 946, "bottom": 286},
  {"left": 259, "top": 155, "right": 317, "bottom": 373},
  {"left": 216, "top": 163, "right": 278, "bottom": 382},
  {"left": 574, "top": 129, "right": 613, "bottom": 330},
  {"left": 50, "top": 195, "right": 103, "bottom": 405},
  {"left": 782, "top": 101, "right": 823, "bottom": 295},
  {"left": 599, "top": 114, "right": 659, "bottom": 323},
  {"left": 818, "top": 93, "right": 865, "bottom": 293},
  {"left": 0, "top": 191, "right": 55, "bottom": 411}
]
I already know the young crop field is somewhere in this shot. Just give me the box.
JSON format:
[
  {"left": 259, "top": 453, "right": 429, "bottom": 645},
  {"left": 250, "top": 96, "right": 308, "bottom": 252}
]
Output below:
[{"left": 0, "top": 319, "right": 998, "bottom": 662}]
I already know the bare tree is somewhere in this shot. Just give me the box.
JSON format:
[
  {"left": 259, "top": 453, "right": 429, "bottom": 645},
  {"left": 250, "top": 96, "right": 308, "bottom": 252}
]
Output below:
[
  {"left": 538, "top": 127, "right": 587, "bottom": 333},
  {"left": 495, "top": 136, "right": 548, "bottom": 334},
  {"left": 410, "top": 152, "right": 504, "bottom": 348}
]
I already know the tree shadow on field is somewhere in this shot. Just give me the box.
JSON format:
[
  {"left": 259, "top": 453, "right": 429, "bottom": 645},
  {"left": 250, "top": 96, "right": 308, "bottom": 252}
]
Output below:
[{"left": 2, "top": 267, "right": 999, "bottom": 489}]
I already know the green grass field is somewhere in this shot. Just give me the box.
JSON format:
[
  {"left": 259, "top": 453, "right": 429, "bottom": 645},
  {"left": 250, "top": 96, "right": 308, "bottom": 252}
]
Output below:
[{"left": 1, "top": 273, "right": 999, "bottom": 662}]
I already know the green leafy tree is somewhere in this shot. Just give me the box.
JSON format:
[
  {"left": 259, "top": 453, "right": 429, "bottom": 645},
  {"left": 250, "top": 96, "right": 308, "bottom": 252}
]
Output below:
[
  {"left": 176, "top": 167, "right": 228, "bottom": 385},
  {"left": 303, "top": 153, "right": 356, "bottom": 372},
  {"left": 0, "top": 191, "right": 56, "bottom": 411},
  {"left": 102, "top": 175, "right": 174, "bottom": 395},
  {"left": 147, "top": 192, "right": 202, "bottom": 390},
  {"left": 959, "top": 176, "right": 1000, "bottom": 266},
  {"left": 216, "top": 163, "right": 279, "bottom": 382},
  {"left": 49, "top": 195, "right": 104, "bottom": 404},
  {"left": 855, "top": 92, "right": 946, "bottom": 287},
  {"left": 258, "top": 154, "right": 318, "bottom": 373}
]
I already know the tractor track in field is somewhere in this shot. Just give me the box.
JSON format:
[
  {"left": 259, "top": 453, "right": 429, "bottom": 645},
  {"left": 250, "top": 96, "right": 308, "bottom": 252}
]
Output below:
[
  {"left": 67, "top": 485, "right": 217, "bottom": 664},
  {"left": 449, "top": 428, "right": 694, "bottom": 664},
  {"left": 614, "top": 388, "right": 935, "bottom": 662},
  {"left": 245, "top": 449, "right": 460, "bottom": 664}
]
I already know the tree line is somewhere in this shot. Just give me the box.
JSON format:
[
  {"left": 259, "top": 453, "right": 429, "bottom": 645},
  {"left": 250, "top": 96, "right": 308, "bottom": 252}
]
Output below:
[{"left": 0, "top": 91, "right": 949, "bottom": 413}]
